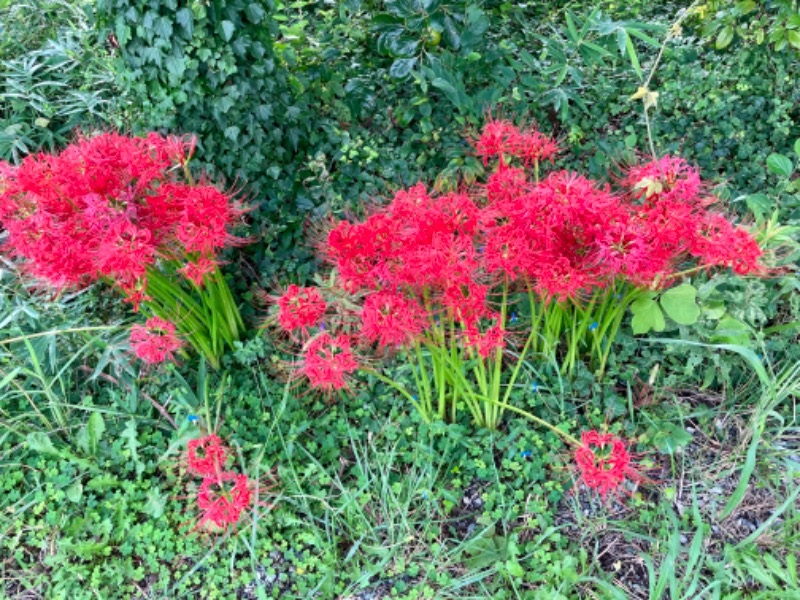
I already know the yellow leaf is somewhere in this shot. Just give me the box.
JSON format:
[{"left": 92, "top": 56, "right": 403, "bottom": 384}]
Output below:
[
  {"left": 643, "top": 90, "right": 659, "bottom": 110},
  {"left": 629, "top": 86, "right": 649, "bottom": 101}
]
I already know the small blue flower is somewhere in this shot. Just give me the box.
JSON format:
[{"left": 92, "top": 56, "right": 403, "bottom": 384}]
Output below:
[
  {"left": 188, "top": 415, "right": 199, "bottom": 423},
  {"left": 756, "top": 354, "right": 763, "bottom": 361},
  {"left": 510, "top": 313, "right": 518, "bottom": 323},
  {"left": 615, "top": 293, "right": 623, "bottom": 301},
  {"left": 319, "top": 323, "right": 326, "bottom": 330},
  {"left": 531, "top": 382, "right": 539, "bottom": 392},
  {"left": 412, "top": 395, "right": 418, "bottom": 401},
  {"left": 422, "top": 492, "right": 428, "bottom": 500},
  {"left": 520, "top": 450, "right": 532, "bottom": 459},
  {"left": 589, "top": 321, "right": 599, "bottom": 331},
  {"left": 435, "top": 317, "right": 441, "bottom": 326},
  {"left": 478, "top": 246, "right": 484, "bottom": 253}
]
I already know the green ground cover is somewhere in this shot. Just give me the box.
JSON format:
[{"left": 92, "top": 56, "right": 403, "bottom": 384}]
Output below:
[{"left": 1, "top": 1, "right": 798, "bottom": 598}]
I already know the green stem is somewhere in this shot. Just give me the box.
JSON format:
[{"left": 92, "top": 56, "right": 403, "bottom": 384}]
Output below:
[{"left": 482, "top": 397, "right": 580, "bottom": 446}]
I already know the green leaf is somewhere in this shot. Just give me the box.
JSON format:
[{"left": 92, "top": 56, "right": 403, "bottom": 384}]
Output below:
[
  {"left": 746, "top": 193, "right": 772, "bottom": 221},
  {"left": 505, "top": 560, "right": 525, "bottom": 578},
  {"left": 660, "top": 284, "right": 700, "bottom": 326},
  {"left": 711, "top": 316, "right": 751, "bottom": 345},
  {"left": 625, "top": 33, "right": 642, "bottom": 79},
  {"left": 389, "top": 57, "right": 417, "bottom": 78},
  {"left": 630, "top": 294, "right": 666, "bottom": 335},
  {"left": 66, "top": 481, "right": 83, "bottom": 503},
  {"left": 788, "top": 30, "right": 800, "bottom": 50},
  {"left": 245, "top": 3, "right": 266, "bottom": 24},
  {"left": 87, "top": 412, "right": 106, "bottom": 456},
  {"left": 142, "top": 488, "right": 167, "bottom": 519},
  {"left": 653, "top": 424, "right": 693, "bottom": 454},
  {"left": 221, "top": 20, "right": 235, "bottom": 42},
  {"left": 175, "top": 8, "right": 193, "bottom": 36},
  {"left": 716, "top": 25, "right": 735, "bottom": 49},
  {"left": 766, "top": 153, "right": 794, "bottom": 178},
  {"left": 121, "top": 419, "right": 144, "bottom": 475},
  {"left": 27, "top": 432, "right": 59, "bottom": 456},
  {"left": 87, "top": 474, "right": 118, "bottom": 491},
  {"left": 701, "top": 300, "right": 726, "bottom": 320}
]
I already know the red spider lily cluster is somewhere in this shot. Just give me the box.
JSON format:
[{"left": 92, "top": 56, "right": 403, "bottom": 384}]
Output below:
[
  {"left": 268, "top": 118, "right": 763, "bottom": 394},
  {"left": 129, "top": 317, "right": 183, "bottom": 365},
  {"left": 0, "top": 132, "right": 245, "bottom": 309},
  {"left": 574, "top": 430, "right": 642, "bottom": 498},
  {"left": 182, "top": 434, "right": 253, "bottom": 532}
]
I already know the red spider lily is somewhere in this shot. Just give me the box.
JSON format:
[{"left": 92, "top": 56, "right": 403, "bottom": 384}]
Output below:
[
  {"left": 196, "top": 471, "right": 253, "bottom": 531},
  {"left": 178, "top": 256, "right": 218, "bottom": 287},
  {"left": 269, "top": 118, "right": 766, "bottom": 414},
  {"left": 300, "top": 333, "right": 359, "bottom": 392},
  {"left": 510, "top": 128, "right": 561, "bottom": 167},
  {"left": 574, "top": 430, "right": 641, "bottom": 498},
  {"left": 0, "top": 132, "right": 245, "bottom": 304},
  {"left": 276, "top": 284, "right": 327, "bottom": 333},
  {"left": 185, "top": 434, "right": 228, "bottom": 477},
  {"left": 360, "top": 291, "right": 427, "bottom": 348},
  {"left": 463, "top": 321, "right": 506, "bottom": 358},
  {"left": 129, "top": 317, "right": 183, "bottom": 364},
  {"left": 691, "top": 212, "right": 764, "bottom": 275}
]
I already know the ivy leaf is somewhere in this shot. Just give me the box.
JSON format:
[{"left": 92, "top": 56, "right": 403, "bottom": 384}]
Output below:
[
  {"left": 221, "top": 20, "right": 235, "bottom": 42},
  {"left": 175, "top": 8, "right": 193, "bottom": 36},
  {"left": 631, "top": 293, "right": 666, "bottom": 335},
  {"left": 660, "top": 283, "right": 700, "bottom": 325},
  {"left": 767, "top": 153, "right": 794, "bottom": 178},
  {"left": 245, "top": 3, "right": 266, "bottom": 24}
]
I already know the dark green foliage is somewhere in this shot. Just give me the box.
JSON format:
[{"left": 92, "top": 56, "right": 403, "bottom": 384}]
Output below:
[{"left": 95, "top": 0, "right": 323, "bottom": 280}]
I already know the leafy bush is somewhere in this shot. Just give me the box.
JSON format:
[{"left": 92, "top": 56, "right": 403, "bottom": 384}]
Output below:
[{"left": 695, "top": 0, "right": 800, "bottom": 52}]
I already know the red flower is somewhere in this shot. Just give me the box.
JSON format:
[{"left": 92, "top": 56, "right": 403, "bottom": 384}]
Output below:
[
  {"left": 360, "top": 291, "right": 426, "bottom": 348},
  {"left": 179, "top": 256, "right": 218, "bottom": 287},
  {"left": 510, "top": 128, "right": 561, "bottom": 167},
  {"left": 196, "top": 471, "right": 252, "bottom": 530},
  {"left": 301, "top": 333, "right": 359, "bottom": 392},
  {"left": 574, "top": 430, "right": 639, "bottom": 497},
  {"left": 463, "top": 321, "right": 506, "bottom": 358},
  {"left": 0, "top": 132, "right": 244, "bottom": 307},
  {"left": 691, "top": 213, "right": 763, "bottom": 275},
  {"left": 186, "top": 435, "right": 228, "bottom": 477},
  {"left": 277, "top": 285, "right": 326, "bottom": 332},
  {"left": 129, "top": 317, "right": 183, "bottom": 364},
  {"left": 475, "top": 118, "right": 522, "bottom": 165}
]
